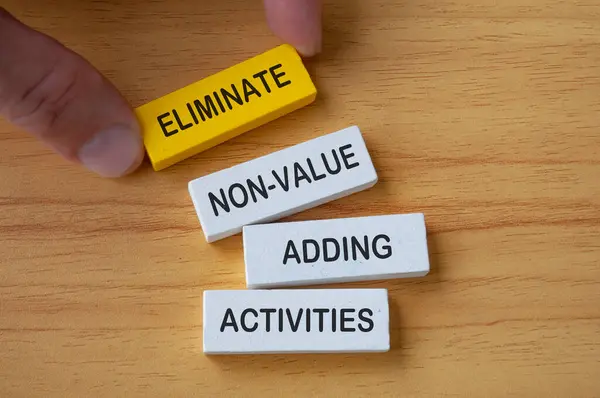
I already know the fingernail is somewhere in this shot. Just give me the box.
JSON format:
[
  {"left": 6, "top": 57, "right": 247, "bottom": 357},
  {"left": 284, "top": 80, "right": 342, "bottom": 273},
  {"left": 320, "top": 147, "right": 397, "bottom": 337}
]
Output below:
[
  {"left": 294, "top": 26, "right": 322, "bottom": 57},
  {"left": 78, "top": 124, "right": 144, "bottom": 178},
  {"left": 295, "top": 41, "right": 322, "bottom": 57}
]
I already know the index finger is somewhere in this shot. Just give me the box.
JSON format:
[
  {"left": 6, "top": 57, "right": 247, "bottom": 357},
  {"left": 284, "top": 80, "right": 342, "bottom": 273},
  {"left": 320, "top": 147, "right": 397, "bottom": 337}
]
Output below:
[{"left": 263, "top": 0, "right": 322, "bottom": 57}]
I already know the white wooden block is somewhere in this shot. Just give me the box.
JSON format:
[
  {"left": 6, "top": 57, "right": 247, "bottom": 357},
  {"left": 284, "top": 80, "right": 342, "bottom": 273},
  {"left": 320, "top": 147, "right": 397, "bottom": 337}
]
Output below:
[
  {"left": 188, "top": 126, "right": 377, "bottom": 242},
  {"left": 243, "top": 213, "right": 429, "bottom": 288},
  {"left": 203, "top": 289, "right": 389, "bottom": 354}
]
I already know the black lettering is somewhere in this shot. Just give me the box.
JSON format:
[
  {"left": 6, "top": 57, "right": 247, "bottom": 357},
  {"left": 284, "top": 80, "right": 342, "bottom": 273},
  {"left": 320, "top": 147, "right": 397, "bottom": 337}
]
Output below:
[
  {"left": 221, "top": 84, "right": 244, "bottom": 109},
  {"left": 351, "top": 235, "right": 370, "bottom": 261},
  {"left": 341, "top": 308, "right": 356, "bottom": 332},
  {"left": 358, "top": 308, "right": 374, "bottom": 332},
  {"left": 332, "top": 308, "right": 337, "bottom": 332},
  {"left": 373, "top": 234, "right": 392, "bottom": 259},
  {"left": 306, "top": 308, "right": 311, "bottom": 332},
  {"left": 194, "top": 95, "right": 219, "bottom": 121},
  {"left": 213, "top": 91, "right": 226, "bottom": 113},
  {"left": 208, "top": 189, "right": 230, "bottom": 217},
  {"left": 269, "top": 64, "right": 291, "bottom": 88},
  {"left": 303, "top": 239, "right": 320, "bottom": 263},
  {"left": 173, "top": 109, "right": 193, "bottom": 131},
  {"left": 323, "top": 238, "right": 340, "bottom": 262},
  {"left": 242, "top": 78, "right": 261, "bottom": 102},
  {"left": 186, "top": 102, "right": 199, "bottom": 124},
  {"left": 283, "top": 240, "right": 301, "bottom": 265},
  {"left": 272, "top": 167, "right": 290, "bottom": 192},
  {"left": 220, "top": 308, "right": 238, "bottom": 332},
  {"left": 286, "top": 309, "right": 304, "bottom": 332},
  {"left": 253, "top": 70, "right": 272, "bottom": 93},
  {"left": 307, "top": 158, "right": 326, "bottom": 181},
  {"left": 278, "top": 308, "right": 284, "bottom": 332},
  {"left": 260, "top": 308, "right": 276, "bottom": 332},
  {"left": 247, "top": 176, "right": 268, "bottom": 203},
  {"left": 321, "top": 150, "right": 342, "bottom": 175},
  {"left": 158, "top": 112, "right": 178, "bottom": 137},
  {"left": 342, "top": 236, "right": 349, "bottom": 261},
  {"left": 340, "top": 144, "right": 360, "bottom": 169},
  {"left": 293, "top": 162, "right": 312, "bottom": 188},
  {"left": 313, "top": 308, "right": 329, "bottom": 332},
  {"left": 241, "top": 309, "right": 258, "bottom": 332},
  {"left": 228, "top": 183, "right": 248, "bottom": 208}
]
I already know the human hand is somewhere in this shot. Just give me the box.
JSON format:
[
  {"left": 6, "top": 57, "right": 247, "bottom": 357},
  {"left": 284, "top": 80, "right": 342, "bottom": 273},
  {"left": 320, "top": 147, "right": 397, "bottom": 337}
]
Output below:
[{"left": 0, "top": 0, "right": 322, "bottom": 177}]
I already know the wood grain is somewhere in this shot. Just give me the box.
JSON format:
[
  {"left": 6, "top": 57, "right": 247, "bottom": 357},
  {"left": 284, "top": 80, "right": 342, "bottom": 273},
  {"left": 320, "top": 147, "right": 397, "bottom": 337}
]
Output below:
[{"left": 1, "top": 0, "right": 599, "bottom": 396}]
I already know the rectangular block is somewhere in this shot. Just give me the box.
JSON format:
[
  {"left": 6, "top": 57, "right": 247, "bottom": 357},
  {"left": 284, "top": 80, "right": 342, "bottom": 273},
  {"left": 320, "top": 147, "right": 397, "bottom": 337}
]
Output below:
[
  {"left": 243, "top": 213, "right": 430, "bottom": 288},
  {"left": 135, "top": 44, "right": 317, "bottom": 171},
  {"left": 203, "top": 289, "right": 389, "bottom": 354},
  {"left": 188, "top": 125, "right": 378, "bottom": 242}
]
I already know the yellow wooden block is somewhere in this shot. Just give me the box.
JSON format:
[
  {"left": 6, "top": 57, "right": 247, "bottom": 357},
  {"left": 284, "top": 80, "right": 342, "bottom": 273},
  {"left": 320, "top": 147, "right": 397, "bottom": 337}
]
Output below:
[{"left": 134, "top": 44, "right": 317, "bottom": 171}]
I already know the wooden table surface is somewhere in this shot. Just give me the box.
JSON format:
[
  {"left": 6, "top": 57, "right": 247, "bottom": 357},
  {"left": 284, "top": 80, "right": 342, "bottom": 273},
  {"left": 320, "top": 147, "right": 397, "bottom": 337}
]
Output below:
[{"left": 1, "top": 0, "right": 599, "bottom": 396}]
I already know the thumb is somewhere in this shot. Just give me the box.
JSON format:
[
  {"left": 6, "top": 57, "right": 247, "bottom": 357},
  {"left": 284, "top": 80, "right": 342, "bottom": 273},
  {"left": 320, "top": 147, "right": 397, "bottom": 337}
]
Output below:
[{"left": 0, "top": 8, "right": 143, "bottom": 178}]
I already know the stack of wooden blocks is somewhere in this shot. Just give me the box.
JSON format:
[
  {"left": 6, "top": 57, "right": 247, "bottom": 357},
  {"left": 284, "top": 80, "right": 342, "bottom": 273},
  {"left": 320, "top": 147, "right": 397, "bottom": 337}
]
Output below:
[
  {"left": 190, "top": 125, "right": 430, "bottom": 354},
  {"left": 134, "top": 45, "right": 431, "bottom": 355}
]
